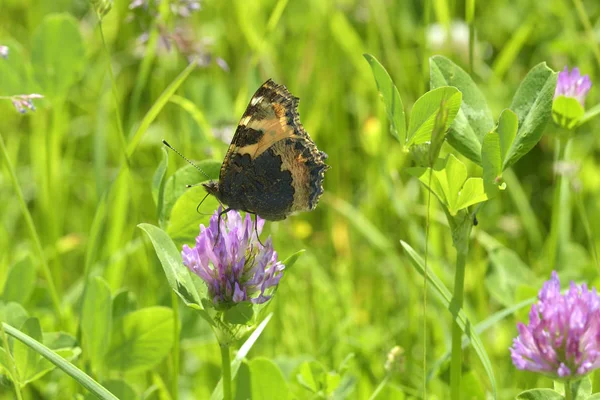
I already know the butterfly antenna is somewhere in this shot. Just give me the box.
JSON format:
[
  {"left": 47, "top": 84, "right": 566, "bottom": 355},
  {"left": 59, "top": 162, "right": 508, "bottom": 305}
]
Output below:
[{"left": 162, "top": 140, "right": 211, "bottom": 181}]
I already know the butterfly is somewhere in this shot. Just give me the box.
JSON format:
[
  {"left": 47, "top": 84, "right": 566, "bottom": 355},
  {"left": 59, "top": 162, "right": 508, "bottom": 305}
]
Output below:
[{"left": 202, "top": 79, "right": 329, "bottom": 221}]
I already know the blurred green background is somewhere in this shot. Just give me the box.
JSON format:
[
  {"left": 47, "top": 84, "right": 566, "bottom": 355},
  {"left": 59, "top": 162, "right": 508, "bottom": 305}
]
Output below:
[{"left": 1, "top": 0, "right": 600, "bottom": 398}]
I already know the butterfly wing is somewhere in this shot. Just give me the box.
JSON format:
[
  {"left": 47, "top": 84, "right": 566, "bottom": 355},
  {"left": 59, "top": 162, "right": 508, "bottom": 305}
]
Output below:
[{"left": 217, "top": 79, "right": 329, "bottom": 220}]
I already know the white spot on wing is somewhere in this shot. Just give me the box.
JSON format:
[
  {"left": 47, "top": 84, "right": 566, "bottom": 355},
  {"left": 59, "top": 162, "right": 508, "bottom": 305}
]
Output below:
[
  {"left": 250, "top": 95, "right": 263, "bottom": 106},
  {"left": 240, "top": 115, "right": 252, "bottom": 126}
]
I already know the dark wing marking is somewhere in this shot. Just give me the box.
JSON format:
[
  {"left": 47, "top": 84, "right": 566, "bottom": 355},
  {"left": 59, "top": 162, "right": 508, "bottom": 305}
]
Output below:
[{"left": 220, "top": 79, "right": 312, "bottom": 180}]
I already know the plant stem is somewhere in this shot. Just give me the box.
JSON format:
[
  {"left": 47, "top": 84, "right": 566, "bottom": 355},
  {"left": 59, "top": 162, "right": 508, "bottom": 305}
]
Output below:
[
  {"left": 466, "top": 0, "right": 475, "bottom": 74},
  {"left": 1, "top": 324, "right": 23, "bottom": 400},
  {"left": 423, "top": 182, "right": 431, "bottom": 400},
  {"left": 421, "top": 0, "right": 430, "bottom": 94},
  {"left": 220, "top": 343, "right": 232, "bottom": 400},
  {"left": 565, "top": 380, "right": 573, "bottom": 400},
  {"left": 171, "top": 292, "right": 180, "bottom": 399},
  {"left": 0, "top": 134, "right": 63, "bottom": 322},
  {"left": 547, "top": 136, "right": 571, "bottom": 271},
  {"left": 97, "top": 13, "right": 130, "bottom": 165},
  {"left": 450, "top": 247, "right": 468, "bottom": 400}
]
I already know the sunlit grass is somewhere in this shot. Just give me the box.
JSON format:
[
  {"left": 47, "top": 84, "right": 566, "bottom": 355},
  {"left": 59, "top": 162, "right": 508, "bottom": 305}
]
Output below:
[{"left": 1, "top": 0, "right": 600, "bottom": 399}]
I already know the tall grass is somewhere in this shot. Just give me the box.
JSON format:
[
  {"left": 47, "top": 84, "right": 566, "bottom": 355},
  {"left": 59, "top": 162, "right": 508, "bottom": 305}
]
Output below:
[{"left": 1, "top": 0, "right": 599, "bottom": 398}]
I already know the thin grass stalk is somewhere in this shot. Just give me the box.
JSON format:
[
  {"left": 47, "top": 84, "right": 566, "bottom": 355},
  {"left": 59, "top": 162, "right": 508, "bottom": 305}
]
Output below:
[
  {"left": 0, "top": 134, "right": 63, "bottom": 322},
  {"left": 571, "top": 0, "right": 600, "bottom": 69},
  {"left": 450, "top": 246, "right": 468, "bottom": 399},
  {"left": 171, "top": 292, "right": 180, "bottom": 399},
  {"left": 422, "top": 167, "right": 433, "bottom": 399},
  {"left": 575, "top": 192, "right": 600, "bottom": 273},
  {"left": 0, "top": 323, "right": 23, "bottom": 400},
  {"left": 127, "top": 0, "right": 170, "bottom": 130},
  {"left": 369, "top": 375, "right": 390, "bottom": 400},
  {"left": 466, "top": 0, "right": 475, "bottom": 73},
  {"left": 96, "top": 12, "right": 130, "bottom": 166}
]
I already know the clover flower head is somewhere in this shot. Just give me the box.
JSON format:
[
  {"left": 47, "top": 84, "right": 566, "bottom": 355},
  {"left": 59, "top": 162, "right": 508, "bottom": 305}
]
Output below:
[
  {"left": 181, "top": 208, "right": 285, "bottom": 308},
  {"left": 510, "top": 271, "right": 600, "bottom": 378},
  {"left": 555, "top": 66, "right": 592, "bottom": 106}
]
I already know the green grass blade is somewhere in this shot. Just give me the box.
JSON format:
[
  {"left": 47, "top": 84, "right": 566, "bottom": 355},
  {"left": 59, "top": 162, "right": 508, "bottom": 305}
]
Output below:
[
  {"left": 502, "top": 169, "right": 544, "bottom": 250},
  {"left": 400, "top": 241, "right": 497, "bottom": 397},
  {"left": 126, "top": 61, "right": 197, "bottom": 158},
  {"left": 0, "top": 134, "right": 62, "bottom": 321},
  {"left": 578, "top": 103, "right": 600, "bottom": 126},
  {"left": 428, "top": 296, "right": 536, "bottom": 381},
  {"left": 491, "top": 18, "right": 534, "bottom": 79},
  {"left": 3, "top": 323, "right": 118, "bottom": 400}
]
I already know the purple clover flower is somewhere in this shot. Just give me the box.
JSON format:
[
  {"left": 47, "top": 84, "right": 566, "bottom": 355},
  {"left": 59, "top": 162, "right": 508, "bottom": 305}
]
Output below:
[
  {"left": 555, "top": 67, "right": 592, "bottom": 106},
  {"left": 510, "top": 271, "right": 600, "bottom": 378},
  {"left": 182, "top": 209, "right": 285, "bottom": 308}
]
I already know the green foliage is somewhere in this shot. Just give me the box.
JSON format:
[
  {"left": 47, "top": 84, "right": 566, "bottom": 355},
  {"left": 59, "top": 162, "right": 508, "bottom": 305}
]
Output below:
[
  {"left": 138, "top": 223, "right": 206, "bottom": 311},
  {"left": 248, "top": 357, "right": 289, "bottom": 399},
  {"left": 160, "top": 161, "right": 221, "bottom": 228},
  {"left": 485, "top": 247, "right": 539, "bottom": 307},
  {"left": 482, "top": 109, "right": 518, "bottom": 194},
  {"left": 1, "top": 255, "right": 36, "bottom": 305},
  {"left": 406, "top": 154, "right": 488, "bottom": 216},
  {"left": 2, "top": 323, "right": 115, "bottom": 399},
  {"left": 13, "top": 318, "right": 42, "bottom": 386},
  {"left": 293, "top": 359, "right": 349, "bottom": 398},
  {"left": 31, "top": 14, "right": 85, "bottom": 98},
  {"left": 106, "top": 306, "right": 175, "bottom": 372},
  {"left": 210, "top": 315, "right": 273, "bottom": 400},
  {"left": 553, "top": 96, "right": 585, "bottom": 129},
  {"left": 364, "top": 54, "right": 406, "bottom": 144},
  {"left": 504, "top": 62, "right": 558, "bottom": 169},
  {"left": 364, "top": 55, "right": 462, "bottom": 159},
  {"left": 2, "top": 1, "right": 600, "bottom": 399},
  {"left": 224, "top": 303, "right": 254, "bottom": 325},
  {"left": 406, "top": 86, "right": 462, "bottom": 147},
  {"left": 517, "top": 389, "right": 565, "bottom": 400},
  {"left": 152, "top": 147, "right": 169, "bottom": 222},
  {"left": 84, "top": 380, "right": 136, "bottom": 400},
  {"left": 430, "top": 55, "right": 495, "bottom": 164},
  {"left": 517, "top": 376, "right": 596, "bottom": 400},
  {"left": 81, "top": 276, "right": 112, "bottom": 373},
  {"left": 3, "top": 316, "right": 81, "bottom": 388},
  {"left": 401, "top": 241, "right": 497, "bottom": 395}
]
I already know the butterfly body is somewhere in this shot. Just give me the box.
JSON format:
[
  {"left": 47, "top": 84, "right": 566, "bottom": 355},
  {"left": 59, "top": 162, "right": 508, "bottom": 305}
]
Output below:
[{"left": 203, "top": 79, "right": 329, "bottom": 221}]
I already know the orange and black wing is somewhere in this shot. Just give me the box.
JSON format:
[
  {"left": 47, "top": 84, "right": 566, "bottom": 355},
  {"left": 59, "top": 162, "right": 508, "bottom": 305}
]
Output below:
[{"left": 217, "top": 79, "right": 329, "bottom": 220}]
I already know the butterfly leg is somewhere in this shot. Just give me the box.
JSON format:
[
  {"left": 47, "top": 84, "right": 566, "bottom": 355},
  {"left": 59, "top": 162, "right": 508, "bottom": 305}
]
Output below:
[
  {"left": 195, "top": 192, "right": 211, "bottom": 215},
  {"left": 250, "top": 213, "right": 265, "bottom": 247},
  {"left": 215, "top": 207, "right": 232, "bottom": 246}
]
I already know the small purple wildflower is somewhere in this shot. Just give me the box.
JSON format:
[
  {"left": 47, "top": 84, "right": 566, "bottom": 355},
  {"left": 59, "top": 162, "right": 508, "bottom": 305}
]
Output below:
[
  {"left": 182, "top": 209, "right": 285, "bottom": 308},
  {"left": 510, "top": 271, "right": 600, "bottom": 378},
  {"left": 171, "top": 0, "right": 201, "bottom": 18},
  {"left": 0, "top": 45, "right": 8, "bottom": 59},
  {"left": 8, "top": 94, "right": 43, "bottom": 114},
  {"left": 129, "top": 0, "right": 201, "bottom": 17},
  {"left": 555, "top": 67, "right": 592, "bottom": 106}
]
